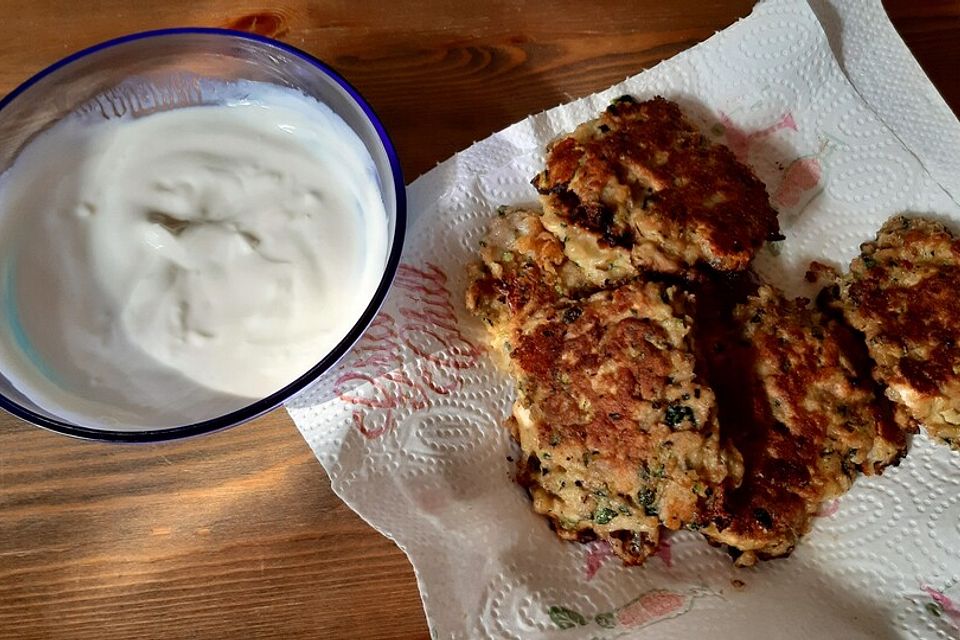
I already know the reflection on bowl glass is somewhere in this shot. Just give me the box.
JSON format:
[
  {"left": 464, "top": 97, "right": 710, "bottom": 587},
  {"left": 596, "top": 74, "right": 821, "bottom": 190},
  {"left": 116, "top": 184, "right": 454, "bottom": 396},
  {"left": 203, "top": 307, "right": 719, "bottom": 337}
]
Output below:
[{"left": 0, "top": 29, "right": 405, "bottom": 442}]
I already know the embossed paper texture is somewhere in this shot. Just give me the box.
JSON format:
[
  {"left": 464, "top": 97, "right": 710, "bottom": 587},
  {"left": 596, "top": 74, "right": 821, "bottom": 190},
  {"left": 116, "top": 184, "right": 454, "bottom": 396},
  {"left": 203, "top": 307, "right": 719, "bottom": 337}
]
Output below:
[{"left": 287, "top": 0, "right": 960, "bottom": 638}]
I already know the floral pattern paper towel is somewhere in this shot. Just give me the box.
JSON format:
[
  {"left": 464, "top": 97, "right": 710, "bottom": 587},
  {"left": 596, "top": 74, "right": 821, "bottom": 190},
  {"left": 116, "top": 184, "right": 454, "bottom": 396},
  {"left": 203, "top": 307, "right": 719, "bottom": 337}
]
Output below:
[{"left": 287, "top": 1, "right": 960, "bottom": 637}]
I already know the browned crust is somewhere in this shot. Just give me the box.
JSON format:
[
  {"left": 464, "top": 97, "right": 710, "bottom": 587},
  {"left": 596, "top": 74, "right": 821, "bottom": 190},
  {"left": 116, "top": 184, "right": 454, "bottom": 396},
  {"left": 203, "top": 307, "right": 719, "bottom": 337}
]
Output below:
[
  {"left": 697, "top": 285, "right": 906, "bottom": 565},
  {"left": 465, "top": 205, "right": 601, "bottom": 339},
  {"left": 505, "top": 279, "right": 738, "bottom": 564},
  {"left": 463, "top": 110, "right": 928, "bottom": 571},
  {"left": 837, "top": 215, "right": 960, "bottom": 449},
  {"left": 532, "top": 96, "right": 781, "bottom": 275}
]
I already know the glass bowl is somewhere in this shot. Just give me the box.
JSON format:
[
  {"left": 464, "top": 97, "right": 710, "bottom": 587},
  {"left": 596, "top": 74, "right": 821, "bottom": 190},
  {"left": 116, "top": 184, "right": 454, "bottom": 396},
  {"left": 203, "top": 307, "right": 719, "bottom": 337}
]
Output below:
[{"left": 0, "top": 28, "right": 405, "bottom": 442}]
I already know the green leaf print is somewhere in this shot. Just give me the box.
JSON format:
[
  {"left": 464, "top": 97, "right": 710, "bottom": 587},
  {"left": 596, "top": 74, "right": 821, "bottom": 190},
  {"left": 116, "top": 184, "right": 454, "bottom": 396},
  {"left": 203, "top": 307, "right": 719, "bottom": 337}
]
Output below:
[
  {"left": 594, "top": 612, "right": 617, "bottom": 629},
  {"left": 548, "top": 605, "right": 587, "bottom": 629}
]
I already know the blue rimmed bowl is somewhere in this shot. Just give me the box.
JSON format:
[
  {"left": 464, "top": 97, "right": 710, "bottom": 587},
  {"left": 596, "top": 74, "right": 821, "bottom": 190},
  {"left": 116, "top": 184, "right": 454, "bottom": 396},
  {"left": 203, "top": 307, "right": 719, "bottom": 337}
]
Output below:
[{"left": 0, "top": 28, "right": 405, "bottom": 441}]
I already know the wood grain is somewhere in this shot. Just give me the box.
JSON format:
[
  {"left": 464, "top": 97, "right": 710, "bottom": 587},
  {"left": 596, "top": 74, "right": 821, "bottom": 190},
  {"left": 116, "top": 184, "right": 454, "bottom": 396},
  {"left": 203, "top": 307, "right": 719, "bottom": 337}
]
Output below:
[
  {"left": 885, "top": 1, "right": 960, "bottom": 113},
  {"left": 0, "top": 2, "right": 957, "bottom": 639}
]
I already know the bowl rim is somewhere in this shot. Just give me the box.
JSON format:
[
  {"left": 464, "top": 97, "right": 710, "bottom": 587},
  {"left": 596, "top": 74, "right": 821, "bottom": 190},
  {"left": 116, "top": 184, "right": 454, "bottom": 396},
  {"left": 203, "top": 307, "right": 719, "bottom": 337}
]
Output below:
[{"left": 0, "top": 27, "right": 406, "bottom": 442}]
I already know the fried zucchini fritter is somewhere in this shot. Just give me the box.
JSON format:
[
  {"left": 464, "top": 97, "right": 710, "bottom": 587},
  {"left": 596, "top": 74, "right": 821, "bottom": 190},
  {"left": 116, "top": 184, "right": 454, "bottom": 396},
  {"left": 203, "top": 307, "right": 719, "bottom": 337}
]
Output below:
[
  {"left": 698, "top": 286, "right": 906, "bottom": 566},
  {"left": 465, "top": 206, "right": 593, "bottom": 342},
  {"left": 830, "top": 215, "right": 960, "bottom": 450},
  {"left": 531, "top": 96, "right": 781, "bottom": 282},
  {"left": 505, "top": 280, "right": 740, "bottom": 564}
]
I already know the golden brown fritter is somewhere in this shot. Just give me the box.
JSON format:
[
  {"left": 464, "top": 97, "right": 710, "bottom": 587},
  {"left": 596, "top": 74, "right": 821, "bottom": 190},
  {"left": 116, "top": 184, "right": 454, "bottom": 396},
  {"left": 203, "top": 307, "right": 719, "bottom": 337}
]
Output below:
[
  {"left": 504, "top": 279, "right": 741, "bottom": 564},
  {"left": 828, "top": 215, "right": 960, "bottom": 450},
  {"left": 465, "top": 103, "right": 925, "bottom": 570},
  {"left": 531, "top": 96, "right": 781, "bottom": 282},
  {"left": 465, "top": 205, "right": 593, "bottom": 349},
  {"left": 697, "top": 285, "right": 906, "bottom": 566}
]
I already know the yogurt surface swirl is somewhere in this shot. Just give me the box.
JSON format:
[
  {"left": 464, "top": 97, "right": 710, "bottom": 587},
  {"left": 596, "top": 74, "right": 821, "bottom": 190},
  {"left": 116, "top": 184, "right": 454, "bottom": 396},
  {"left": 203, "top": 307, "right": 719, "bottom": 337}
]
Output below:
[{"left": 0, "top": 84, "right": 388, "bottom": 428}]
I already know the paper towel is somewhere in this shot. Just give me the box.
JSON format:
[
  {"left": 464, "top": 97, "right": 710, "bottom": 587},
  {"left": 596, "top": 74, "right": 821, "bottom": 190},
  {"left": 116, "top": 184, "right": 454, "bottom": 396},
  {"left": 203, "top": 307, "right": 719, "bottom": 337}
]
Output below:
[
  {"left": 809, "top": 0, "right": 960, "bottom": 205},
  {"left": 287, "top": 1, "right": 960, "bottom": 637}
]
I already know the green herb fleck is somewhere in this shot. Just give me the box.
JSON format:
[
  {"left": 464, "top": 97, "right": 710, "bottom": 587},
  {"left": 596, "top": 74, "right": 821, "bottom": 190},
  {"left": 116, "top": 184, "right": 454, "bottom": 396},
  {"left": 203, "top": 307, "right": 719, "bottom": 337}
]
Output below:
[
  {"left": 637, "top": 488, "right": 655, "bottom": 507},
  {"left": 639, "top": 492, "right": 658, "bottom": 516},
  {"left": 862, "top": 255, "right": 878, "bottom": 269},
  {"left": 664, "top": 403, "right": 696, "bottom": 428},
  {"left": 593, "top": 507, "right": 617, "bottom": 525},
  {"left": 502, "top": 251, "right": 514, "bottom": 262},
  {"left": 562, "top": 306, "right": 582, "bottom": 324}
]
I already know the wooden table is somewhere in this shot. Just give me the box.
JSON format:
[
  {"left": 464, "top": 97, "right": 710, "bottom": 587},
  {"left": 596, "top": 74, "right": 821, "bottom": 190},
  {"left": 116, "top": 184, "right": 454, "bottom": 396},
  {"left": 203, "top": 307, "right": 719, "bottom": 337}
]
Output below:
[{"left": 0, "top": 2, "right": 957, "bottom": 638}]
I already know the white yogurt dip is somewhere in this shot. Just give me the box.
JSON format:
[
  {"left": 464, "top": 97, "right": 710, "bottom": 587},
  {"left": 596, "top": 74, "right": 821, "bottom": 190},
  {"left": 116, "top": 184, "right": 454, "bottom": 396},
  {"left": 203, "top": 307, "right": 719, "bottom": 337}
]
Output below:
[{"left": 0, "top": 85, "right": 388, "bottom": 428}]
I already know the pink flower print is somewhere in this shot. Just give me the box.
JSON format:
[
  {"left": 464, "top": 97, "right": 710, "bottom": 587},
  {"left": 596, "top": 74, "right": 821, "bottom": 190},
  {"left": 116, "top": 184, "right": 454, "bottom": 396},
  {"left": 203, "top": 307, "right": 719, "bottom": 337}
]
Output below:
[
  {"left": 816, "top": 499, "right": 840, "bottom": 518},
  {"left": 653, "top": 537, "right": 673, "bottom": 568},
  {"left": 922, "top": 586, "right": 960, "bottom": 629},
  {"left": 584, "top": 540, "right": 613, "bottom": 580},
  {"left": 591, "top": 587, "right": 712, "bottom": 631},
  {"left": 719, "top": 112, "right": 797, "bottom": 163},
  {"left": 774, "top": 155, "right": 822, "bottom": 209},
  {"left": 412, "top": 485, "right": 448, "bottom": 513},
  {"left": 335, "top": 262, "right": 480, "bottom": 439},
  {"left": 616, "top": 589, "right": 691, "bottom": 628}
]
